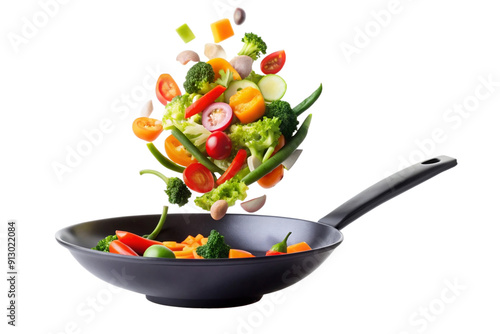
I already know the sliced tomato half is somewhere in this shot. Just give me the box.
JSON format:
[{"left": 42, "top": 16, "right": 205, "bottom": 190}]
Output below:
[
  {"left": 156, "top": 74, "right": 181, "bottom": 105},
  {"left": 164, "top": 135, "right": 197, "bottom": 167},
  {"left": 257, "top": 164, "right": 284, "bottom": 188},
  {"left": 261, "top": 50, "right": 286, "bottom": 74},
  {"left": 132, "top": 117, "right": 163, "bottom": 142},
  {"left": 183, "top": 163, "right": 215, "bottom": 193}
]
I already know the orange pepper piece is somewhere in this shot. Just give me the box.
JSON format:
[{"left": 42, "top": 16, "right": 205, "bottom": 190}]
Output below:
[
  {"left": 210, "top": 18, "right": 234, "bottom": 43},
  {"left": 229, "top": 87, "right": 266, "bottom": 124},
  {"left": 207, "top": 58, "right": 241, "bottom": 81}
]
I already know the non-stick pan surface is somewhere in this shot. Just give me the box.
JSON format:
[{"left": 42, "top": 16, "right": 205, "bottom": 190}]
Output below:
[{"left": 56, "top": 156, "right": 457, "bottom": 308}]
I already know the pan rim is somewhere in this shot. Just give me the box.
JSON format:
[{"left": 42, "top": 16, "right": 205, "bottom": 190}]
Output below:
[{"left": 55, "top": 213, "right": 344, "bottom": 266}]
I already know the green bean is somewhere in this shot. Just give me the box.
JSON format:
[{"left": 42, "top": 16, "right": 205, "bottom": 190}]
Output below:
[
  {"left": 170, "top": 127, "right": 224, "bottom": 175},
  {"left": 293, "top": 84, "right": 322, "bottom": 116},
  {"left": 241, "top": 114, "right": 312, "bottom": 186},
  {"left": 146, "top": 142, "right": 185, "bottom": 173}
]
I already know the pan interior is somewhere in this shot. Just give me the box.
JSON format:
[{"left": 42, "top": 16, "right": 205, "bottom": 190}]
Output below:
[{"left": 58, "top": 213, "right": 342, "bottom": 256}]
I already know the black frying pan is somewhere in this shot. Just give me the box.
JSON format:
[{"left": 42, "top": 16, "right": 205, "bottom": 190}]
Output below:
[{"left": 55, "top": 156, "right": 457, "bottom": 308}]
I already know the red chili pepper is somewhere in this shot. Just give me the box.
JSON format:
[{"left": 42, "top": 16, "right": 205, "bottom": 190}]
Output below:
[
  {"left": 265, "top": 250, "right": 286, "bottom": 256},
  {"left": 109, "top": 240, "right": 139, "bottom": 256},
  {"left": 115, "top": 230, "right": 162, "bottom": 255},
  {"left": 184, "top": 85, "right": 226, "bottom": 118},
  {"left": 216, "top": 149, "right": 247, "bottom": 186}
]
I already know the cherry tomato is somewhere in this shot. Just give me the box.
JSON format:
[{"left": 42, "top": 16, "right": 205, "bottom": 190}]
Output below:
[
  {"left": 164, "top": 135, "right": 197, "bottom": 167},
  {"left": 261, "top": 50, "right": 286, "bottom": 74},
  {"left": 206, "top": 131, "right": 232, "bottom": 160},
  {"left": 202, "top": 102, "right": 233, "bottom": 132},
  {"left": 156, "top": 74, "right": 181, "bottom": 105},
  {"left": 183, "top": 163, "right": 215, "bottom": 193},
  {"left": 132, "top": 117, "right": 163, "bottom": 142},
  {"left": 257, "top": 164, "right": 284, "bottom": 188}
]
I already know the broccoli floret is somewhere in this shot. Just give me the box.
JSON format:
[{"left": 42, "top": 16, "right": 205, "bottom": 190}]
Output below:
[
  {"left": 92, "top": 235, "right": 117, "bottom": 252},
  {"left": 195, "top": 230, "right": 231, "bottom": 259},
  {"left": 183, "top": 62, "right": 216, "bottom": 94},
  {"left": 194, "top": 178, "right": 248, "bottom": 211},
  {"left": 162, "top": 94, "right": 211, "bottom": 150},
  {"left": 237, "top": 33, "right": 267, "bottom": 61},
  {"left": 165, "top": 177, "right": 192, "bottom": 207},
  {"left": 265, "top": 100, "right": 299, "bottom": 140},
  {"left": 229, "top": 116, "right": 282, "bottom": 162},
  {"left": 140, "top": 170, "right": 191, "bottom": 207}
]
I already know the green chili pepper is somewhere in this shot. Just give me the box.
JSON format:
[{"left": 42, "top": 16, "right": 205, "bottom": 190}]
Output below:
[
  {"left": 293, "top": 84, "right": 322, "bottom": 116},
  {"left": 266, "top": 232, "right": 292, "bottom": 255},
  {"left": 241, "top": 114, "right": 312, "bottom": 186}
]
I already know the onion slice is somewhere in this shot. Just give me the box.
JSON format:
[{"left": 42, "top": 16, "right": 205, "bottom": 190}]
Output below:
[
  {"left": 282, "top": 149, "right": 302, "bottom": 170},
  {"left": 140, "top": 100, "right": 153, "bottom": 117},
  {"left": 247, "top": 156, "right": 261, "bottom": 171},
  {"left": 176, "top": 50, "right": 200, "bottom": 65},
  {"left": 204, "top": 43, "right": 226, "bottom": 60},
  {"left": 241, "top": 195, "right": 266, "bottom": 213}
]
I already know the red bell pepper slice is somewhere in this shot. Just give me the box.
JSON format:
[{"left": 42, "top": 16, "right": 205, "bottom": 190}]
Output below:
[
  {"left": 216, "top": 149, "right": 247, "bottom": 186},
  {"left": 185, "top": 85, "right": 226, "bottom": 118},
  {"left": 109, "top": 240, "right": 139, "bottom": 256},
  {"left": 115, "top": 230, "right": 162, "bottom": 255}
]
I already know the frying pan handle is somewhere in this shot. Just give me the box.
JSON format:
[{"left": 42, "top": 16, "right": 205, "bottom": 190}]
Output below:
[{"left": 318, "top": 156, "right": 457, "bottom": 230}]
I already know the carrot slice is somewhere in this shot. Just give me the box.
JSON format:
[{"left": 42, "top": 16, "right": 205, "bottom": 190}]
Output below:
[
  {"left": 163, "top": 241, "right": 188, "bottom": 251},
  {"left": 287, "top": 242, "right": 312, "bottom": 253},
  {"left": 176, "top": 254, "right": 195, "bottom": 259},
  {"left": 229, "top": 249, "right": 255, "bottom": 258},
  {"left": 183, "top": 242, "right": 201, "bottom": 252},
  {"left": 182, "top": 235, "right": 195, "bottom": 245},
  {"left": 174, "top": 249, "right": 195, "bottom": 258}
]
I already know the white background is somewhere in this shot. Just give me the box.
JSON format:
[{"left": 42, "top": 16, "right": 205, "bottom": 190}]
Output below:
[{"left": 1, "top": 0, "right": 499, "bottom": 333}]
